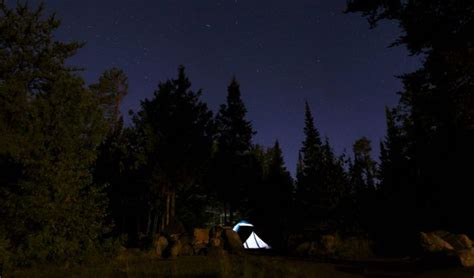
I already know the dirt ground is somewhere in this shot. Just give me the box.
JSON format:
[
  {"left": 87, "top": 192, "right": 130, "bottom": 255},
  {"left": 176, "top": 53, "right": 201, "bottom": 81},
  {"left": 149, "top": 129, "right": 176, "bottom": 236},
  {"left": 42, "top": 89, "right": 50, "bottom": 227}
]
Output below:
[{"left": 10, "top": 250, "right": 474, "bottom": 277}]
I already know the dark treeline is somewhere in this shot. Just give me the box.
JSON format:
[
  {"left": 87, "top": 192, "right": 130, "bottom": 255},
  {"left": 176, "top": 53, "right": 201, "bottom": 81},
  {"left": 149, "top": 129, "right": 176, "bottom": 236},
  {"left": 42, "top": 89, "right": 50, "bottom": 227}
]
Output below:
[{"left": 1, "top": 0, "right": 473, "bottom": 267}]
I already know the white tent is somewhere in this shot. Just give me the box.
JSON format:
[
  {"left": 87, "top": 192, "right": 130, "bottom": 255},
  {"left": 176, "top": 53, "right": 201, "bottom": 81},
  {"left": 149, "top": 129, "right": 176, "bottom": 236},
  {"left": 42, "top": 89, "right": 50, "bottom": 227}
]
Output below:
[{"left": 233, "top": 221, "right": 271, "bottom": 249}]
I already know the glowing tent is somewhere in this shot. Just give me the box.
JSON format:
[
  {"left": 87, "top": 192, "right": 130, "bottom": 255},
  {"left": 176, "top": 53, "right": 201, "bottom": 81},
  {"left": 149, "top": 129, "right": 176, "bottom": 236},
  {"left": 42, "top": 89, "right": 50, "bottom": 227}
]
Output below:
[{"left": 232, "top": 221, "right": 271, "bottom": 249}]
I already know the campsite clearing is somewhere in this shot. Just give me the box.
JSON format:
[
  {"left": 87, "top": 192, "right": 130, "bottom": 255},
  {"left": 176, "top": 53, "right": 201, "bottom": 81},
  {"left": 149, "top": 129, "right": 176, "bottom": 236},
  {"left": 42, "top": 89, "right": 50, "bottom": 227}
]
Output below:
[{"left": 11, "top": 251, "right": 473, "bottom": 277}]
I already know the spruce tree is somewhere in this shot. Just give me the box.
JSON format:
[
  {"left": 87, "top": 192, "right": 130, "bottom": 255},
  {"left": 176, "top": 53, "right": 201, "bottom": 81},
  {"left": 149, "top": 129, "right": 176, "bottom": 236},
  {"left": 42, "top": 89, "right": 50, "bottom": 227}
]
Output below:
[
  {"left": 350, "top": 137, "right": 376, "bottom": 192},
  {"left": 213, "top": 77, "right": 255, "bottom": 224},
  {"left": 0, "top": 2, "right": 109, "bottom": 264},
  {"left": 216, "top": 78, "right": 254, "bottom": 154},
  {"left": 263, "top": 140, "right": 294, "bottom": 248},
  {"left": 296, "top": 101, "right": 323, "bottom": 202},
  {"left": 132, "top": 66, "right": 214, "bottom": 233},
  {"left": 296, "top": 102, "right": 348, "bottom": 232},
  {"left": 348, "top": 137, "right": 377, "bottom": 233},
  {"left": 347, "top": 0, "right": 474, "bottom": 237},
  {"left": 89, "top": 68, "right": 128, "bottom": 133}
]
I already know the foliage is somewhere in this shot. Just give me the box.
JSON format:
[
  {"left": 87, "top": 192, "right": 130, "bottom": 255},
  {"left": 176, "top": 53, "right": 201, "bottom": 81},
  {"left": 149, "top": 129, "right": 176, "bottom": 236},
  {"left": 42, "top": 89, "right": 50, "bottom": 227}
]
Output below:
[
  {"left": 211, "top": 77, "right": 256, "bottom": 224},
  {"left": 89, "top": 68, "right": 128, "bottom": 132},
  {"left": 249, "top": 141, "right": 294, "bottom": 248},
  {"left": 131, "top": 66, "right": 215, "bottom": 233},
  {"left": 295, "top": 102, "right": 348, "bottom": 233},
  {"left": 0, "top": 1, "right": 110, "bottom": 265},
  {"left": 347, "top": 0, "right": 474, "bottom": 254},
  {"left": 345, "top": 137, "right": 377, "bottom": 233}
]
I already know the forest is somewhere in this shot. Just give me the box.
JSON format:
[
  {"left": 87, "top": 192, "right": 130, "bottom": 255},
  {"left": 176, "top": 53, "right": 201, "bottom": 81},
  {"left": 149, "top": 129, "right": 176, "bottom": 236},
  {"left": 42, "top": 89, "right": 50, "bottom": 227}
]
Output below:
[{"left": 0, "top": 0, "right": 473, "bottom": 275}]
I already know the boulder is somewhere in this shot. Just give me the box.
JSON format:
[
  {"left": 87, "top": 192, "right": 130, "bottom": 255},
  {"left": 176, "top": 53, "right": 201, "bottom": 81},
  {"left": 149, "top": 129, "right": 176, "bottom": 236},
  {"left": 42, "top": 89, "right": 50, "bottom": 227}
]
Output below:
[
  {"left": 193, "top": 243, "right": 207, "bottom": 255},
  {"left": 180, "top": 243, "right": 194, "bottom": 256},
  {"left": 193, "top": 228, "right": 210, "bottom": 245},
  {"left": 169, "top": 233, "right": 181, "bottom": 242},
  {"left": 319, "top": 234, "right": 338, "bottom": 256},
  {"left": 419, "top": 231, "right": 474, "bottom": 268},
  {"left": 420, "top": 232, "right": 454, "bottom": 253},
  {"left": 224, "top": 228, "right": 244, "bottom": 254},
  {"left": 456, "top": 235, "right": 472, "bottom": 250},
  {"left": 434, "top": 231, "right": 472, "bottom": 250},
  {"left": 294, "top": 242, "right": 312, "bottom": 256},
  {"left": 209, "top": 237, "right": 222, "bottom": 248},
  {"left": 286, "top": 233, "right": 308, "bottom": 252},
  {"left": 170, "top": 240, "right": 182, "bottom": 258},
  {"left": 180, "top": 234, "right": 193, "bottom": 245},
  {"left": 457, "top": 249, "right": 474, "bottom": 267},
  {"left": 153, "top": 235, "right": 168, "bottom": 257}
]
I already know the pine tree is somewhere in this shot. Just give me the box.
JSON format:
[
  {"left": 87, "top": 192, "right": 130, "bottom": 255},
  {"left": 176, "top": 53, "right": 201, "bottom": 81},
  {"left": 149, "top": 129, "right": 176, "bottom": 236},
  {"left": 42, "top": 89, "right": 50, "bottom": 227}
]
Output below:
[
  {"left": 347, "top": 0, "right": 474, "bottom": 238},
  {"left": 132, "top": 66, "right": 214, "bottom": 233},
  {"left": 296, "top": 102, "right": 346, "bottom": 232},
  {"left": 0, "top": 2, "right": 109, "bottom": 264},
  {"left": 350, "top": 137, "right": 376, "bottom": 191},
  {"left": 263, "top": 140, "right": 294, "bottom": 248},
  {"left": 216, "top": 77, "right": 254, "bottom": 154},
  {"left": 89, "top": 68, "right": 128, "bottom": 133},
  {"left": 90, "top": 68, "right": 130, "bottom": 235},
  {"left": 213, "top": 77, "right": 255, "bottom": 224},
  {"left": 348, "top": 137, "right": 377, "bottom": 233},
  {"left": 296, "top": 101, "right": 323, "bottom": 205}
]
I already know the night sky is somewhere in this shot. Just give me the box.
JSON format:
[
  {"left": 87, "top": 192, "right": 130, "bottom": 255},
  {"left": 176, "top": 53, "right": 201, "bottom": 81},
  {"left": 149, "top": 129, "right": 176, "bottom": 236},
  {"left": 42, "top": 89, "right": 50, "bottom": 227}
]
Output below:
[{"left": 25, "top": 0, "right": 420, "bottom": 175}]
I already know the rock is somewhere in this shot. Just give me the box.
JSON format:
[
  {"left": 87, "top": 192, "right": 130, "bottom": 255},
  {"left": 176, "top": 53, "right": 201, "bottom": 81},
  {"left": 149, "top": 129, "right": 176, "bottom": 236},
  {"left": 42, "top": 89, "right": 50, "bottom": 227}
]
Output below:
[
  {"left": 434, "top": 231, "right": 472, "bottom": 250},
  {"left": 319, "top": 234, "right": 338, "bottom": 256},
  {"left": 294, "top": 242, "right": 312, "bottom": 256},
  {"left": 170, "top": 240, "right": 182, "bottom": 258},
  {"left": 180, "top": 243, "right": 194, "bottom": 256},
  {"left": 420, "top": 232, "right": 454, "bottom": 252},
  {"left": 193, "top": 228, "right": 210, "bottom": 245},
  {"left": 193, "top": 243, "right": 207, "bottom": 255},
  {"left": 224, "top": 228, "right": 244, "bottom": 254},
  {"left": 153, "top": 235, "right": 168, "bottom": 257},
  {"left": 457, "top": 235, "right": 472, "bottom": 249},
  {"left": 457, "top": 249, "right": 474, "bottom": 267},
  {"left": 418, "top": 231, "right": 474, "bottom": 268},
  {"left": 209, "top": 226, "right": 224, "bottom": 239},
  {"left": 287, "top": 234, "right": 305, "bottom": 248},
  {"left": 169, "top": 233, "right": 181, "bottom": 242},
  {"left": 180, "top": 234, "right": 193, "bottom": 245},
  {"left": 209, "top": 237, "right": 222, "bottom": 248}
]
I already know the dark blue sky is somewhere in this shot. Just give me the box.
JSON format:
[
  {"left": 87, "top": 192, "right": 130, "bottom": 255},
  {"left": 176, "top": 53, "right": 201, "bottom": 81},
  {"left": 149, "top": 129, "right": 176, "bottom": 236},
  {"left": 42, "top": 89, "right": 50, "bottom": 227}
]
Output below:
[{"left": 28, "top": 0, "right": 420, "bottom": 175}]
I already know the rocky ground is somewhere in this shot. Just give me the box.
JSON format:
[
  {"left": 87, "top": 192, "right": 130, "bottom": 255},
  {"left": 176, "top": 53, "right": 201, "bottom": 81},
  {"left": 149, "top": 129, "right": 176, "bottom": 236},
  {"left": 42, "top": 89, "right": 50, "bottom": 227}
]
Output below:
[
  {"left": 10, "top": 228, "right": 474, "bottom": 277},
  {"left": 11, "top": 251, "right": 474, "bottom": 278}
]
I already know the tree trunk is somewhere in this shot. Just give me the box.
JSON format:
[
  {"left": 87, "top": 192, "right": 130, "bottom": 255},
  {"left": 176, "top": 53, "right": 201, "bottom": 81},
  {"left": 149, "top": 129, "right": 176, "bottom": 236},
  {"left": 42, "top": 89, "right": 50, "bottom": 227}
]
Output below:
[
  {"left": 165, "top": 192, "right": 171, "bottom": 226},
  {"left": 170, "top": 190, "right": 176, "bottom": 223},
  {"left": 229, "top": 205, "right": 234, "bottom": 225},
  {"left": 223, "top": 203, "right": 228, "bottom": 225},
  {"left": 160, "top": 212, "right": 165, "bottom": 232},
  {"left": 146, "top": 210, "right": 152, "bottom": 235},
  {"left": 151, "top": 212, "right": 159, "bottom": 236}
]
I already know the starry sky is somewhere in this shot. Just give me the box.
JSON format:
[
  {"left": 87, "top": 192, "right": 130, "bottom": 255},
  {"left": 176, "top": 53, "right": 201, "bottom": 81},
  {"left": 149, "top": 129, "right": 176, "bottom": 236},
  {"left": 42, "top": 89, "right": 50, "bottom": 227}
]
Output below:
[{"left": 23, "top": 0, "right": 421, "bottom": 175}]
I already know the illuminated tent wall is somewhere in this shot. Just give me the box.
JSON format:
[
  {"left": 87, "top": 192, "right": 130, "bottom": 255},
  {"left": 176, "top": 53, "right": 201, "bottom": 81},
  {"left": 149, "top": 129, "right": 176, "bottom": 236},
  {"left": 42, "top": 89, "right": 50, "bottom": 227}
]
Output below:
[{"left": 232, "top": 221, "right": 271, "bottom": 249}]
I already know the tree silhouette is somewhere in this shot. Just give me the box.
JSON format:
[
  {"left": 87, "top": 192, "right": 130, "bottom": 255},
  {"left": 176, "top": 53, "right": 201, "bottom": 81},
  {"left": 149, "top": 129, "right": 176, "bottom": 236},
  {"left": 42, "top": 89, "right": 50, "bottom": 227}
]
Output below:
[
  {"left": 213, "top": 77, "right": 255, "bottom": 224},
  {"left": 296, "top": 102, "right": 346, "bottom": 232},
  {"left": 347, "top": 137, "right": 377, "bottom": 234},
  {"left": 347, "top": 0, "right": 474, "bottom": 236},
  {"left": 132, "top": 66, "right": 214, "bottom": 233},
  {"left": 0, "top": 2, "right": 109, "bottom": 264}
]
